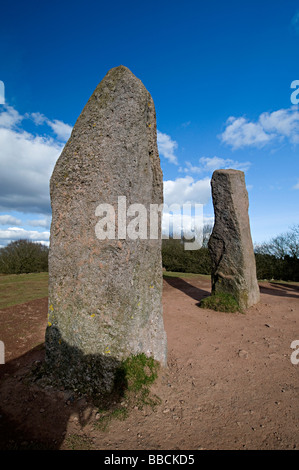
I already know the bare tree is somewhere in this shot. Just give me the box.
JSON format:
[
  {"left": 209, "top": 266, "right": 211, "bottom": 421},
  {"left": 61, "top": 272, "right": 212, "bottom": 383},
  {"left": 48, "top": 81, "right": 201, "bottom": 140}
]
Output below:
[{"left": 254, "top": 224, "right": 299, "bottom": 259}]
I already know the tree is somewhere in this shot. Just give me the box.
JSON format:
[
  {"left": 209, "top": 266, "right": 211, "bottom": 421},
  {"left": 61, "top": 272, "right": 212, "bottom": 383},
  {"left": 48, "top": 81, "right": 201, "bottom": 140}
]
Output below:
[
  {"left": 161, "top": 224, "right": 212, "bottom": 274},
  {"left": 256, "top": 224, "right": 299, "bottom": 259},
  {"left": 254, "top": 225, "right": 299, "bottom": 281},
  {"left": 0, "top": 239, "right": 49, "bottom": 274}
]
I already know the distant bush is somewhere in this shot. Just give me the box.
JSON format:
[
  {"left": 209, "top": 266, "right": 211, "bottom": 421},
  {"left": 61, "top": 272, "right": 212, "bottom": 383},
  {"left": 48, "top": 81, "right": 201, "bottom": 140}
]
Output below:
[
  {"left": 0, "top": 239, "right": 49, "bottom": 274},
  {"left": 162, "top": 238, "right": 211, "bottom": 274}
]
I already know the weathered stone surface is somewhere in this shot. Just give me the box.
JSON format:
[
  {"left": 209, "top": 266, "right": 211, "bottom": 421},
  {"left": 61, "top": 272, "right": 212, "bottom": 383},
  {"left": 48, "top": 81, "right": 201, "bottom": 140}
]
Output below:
[
  {"left": 45, "top": 66, "right": 167, "bottom": 391},
  {"left": 208, "top": 169, "right": 260, "bottom": 310}
]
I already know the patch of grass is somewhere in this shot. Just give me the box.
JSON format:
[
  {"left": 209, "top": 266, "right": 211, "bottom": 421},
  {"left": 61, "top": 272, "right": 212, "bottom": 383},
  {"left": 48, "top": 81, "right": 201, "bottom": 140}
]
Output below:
[
  {"left": 266, "top": 279, "right": 299, "bottom": 286},
  {"left": 65, "top": 434, "right": 94, "bottom": 450},
  {"left": 118, "top": 353, "right": 160, "bottom": 407},
  {"left": 94, "top": 353, "right": 161, "bottom": 432},
  {"left": 199, "top": 292, "right": 240, "bottom": 313},
  {"left": 95, "top": 405, "right": 128, "bottom": 432},
  {"left": 163, "top": 271, "right": 210, "bottom": 280},
  {"left": 0, "top": 272, "right": 48, "bottom": 309}
]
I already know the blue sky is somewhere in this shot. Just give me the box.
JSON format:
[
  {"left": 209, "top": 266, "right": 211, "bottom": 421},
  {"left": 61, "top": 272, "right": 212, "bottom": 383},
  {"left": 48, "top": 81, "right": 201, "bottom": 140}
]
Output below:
[{"left": 0, "top": 0, "right": 298, "bottom": 247}]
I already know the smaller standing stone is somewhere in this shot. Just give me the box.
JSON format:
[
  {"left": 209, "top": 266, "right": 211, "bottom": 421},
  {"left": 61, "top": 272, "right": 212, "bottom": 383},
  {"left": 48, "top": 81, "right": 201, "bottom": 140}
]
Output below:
[{"left": 208, "top": 169, "right": 260, "bottom": 310}]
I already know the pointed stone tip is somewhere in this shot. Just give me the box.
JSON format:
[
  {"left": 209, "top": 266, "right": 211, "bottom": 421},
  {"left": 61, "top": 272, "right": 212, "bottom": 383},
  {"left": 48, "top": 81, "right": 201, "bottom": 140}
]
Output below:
[
  {"left": 107, "top": 64, "right": 136, "bottom": 78},
  {"left": 99, "top": 65, "right": 146, "bottom": 90},
  {"left": 99, "top": 65, "right": 150, "bottom": 97},
  {"left": 113, "top": 64, "right": 131, "bottom": 71}
]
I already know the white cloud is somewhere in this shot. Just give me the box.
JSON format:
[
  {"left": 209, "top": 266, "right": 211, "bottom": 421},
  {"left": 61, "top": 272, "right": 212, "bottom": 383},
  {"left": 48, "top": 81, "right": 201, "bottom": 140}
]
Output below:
[
  {"left": 162, "top": 210, "right": 203, "bottom": 240},
  {"left": 162, "top": 175, "right": 211, "bottom": 243},
  {"left": 162, "top": 177, "right": 213, "bottom": 242},
  {"left": 0, "top": 104, "right": 71, "bottom": 214},
  {"left": 0, "top": 215, "right": 22, "bottom": 225},
  {"left": 27, "top": 216, "right": 52, "bottom": 228},
  {"left": 180, "top": 156, "right": 251, "bottom": 174},
  {"left": 157, "top": 130, "right": 178, "bottom": 164},
  {"left": 220, "top": 116, "right": 273, "bottom": 149},
  {"left": 47, "top": 119, "right": 72, "bottom": 141},
  {"left": 220, "top": 106, "right": 299, "bottom": 149},
  {"left": 30, "top": 112, "right": 47, "bottom": 126},
  {"left": 0, "top": 105, "right": 23, "bottom": 129},
  {"left": 0, "top": 81, "right": 4, "bottom": 105},
  {"left": 259, "top": 108, "right": 299, "bottom": 142},
  {"left": 203, "top": 215, "right": 214, "bottom": 226},
  {"left": 29, "top": 112, "right": 73, "bottom": 141},
  {"left": 200, "top": 156, "right": 251, "bottom": 172},
  {"left": 0, "top": 227, "right": 50, "bottom": 242},
  {"left": 164, "top": 175, "right": 211, "bottom": 206},
  {"left": 0, "top": 126, "right": 62, "bottom": 213},
  {"left": 293, "top": 179, "right": 299, "bottom": 190}
]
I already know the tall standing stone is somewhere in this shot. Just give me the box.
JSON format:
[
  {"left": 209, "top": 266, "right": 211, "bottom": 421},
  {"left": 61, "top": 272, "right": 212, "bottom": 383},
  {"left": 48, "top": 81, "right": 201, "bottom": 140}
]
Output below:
[
  {"left": 208, "top": 169, "right": 260, "bottom": 310},
  {"left": 45, "top": 66, "right": 167, "bottom": 392}
]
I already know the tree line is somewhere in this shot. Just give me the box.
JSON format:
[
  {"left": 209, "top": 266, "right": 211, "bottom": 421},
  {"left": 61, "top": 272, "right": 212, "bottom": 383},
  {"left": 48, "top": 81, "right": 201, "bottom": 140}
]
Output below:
[
  {"left": 0, "top": 224, "right": 298, "bottom": 281},
  {"left": 162, "top": 224, "right": 299, "bottom": 281}
]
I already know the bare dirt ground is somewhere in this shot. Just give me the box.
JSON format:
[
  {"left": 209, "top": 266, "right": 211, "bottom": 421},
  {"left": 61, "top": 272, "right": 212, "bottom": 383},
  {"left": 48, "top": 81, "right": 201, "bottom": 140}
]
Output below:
[{"left": 0, "top": 276, "right": 298, "bottom": 450}]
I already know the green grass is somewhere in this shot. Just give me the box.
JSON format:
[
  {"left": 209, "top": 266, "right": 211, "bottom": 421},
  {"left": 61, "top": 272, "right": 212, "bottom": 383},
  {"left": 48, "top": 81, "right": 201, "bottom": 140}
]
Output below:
[
  {"left": 65, "top": 434, "right": 95, "bottom": 450},
  {"left": 94, "top": 353, "right": 161, "bottom": 432},
  {"left": 0, "top": 272, "right": 48, "bottom": 309},
  {"left": 199, "top": 292, "right": 240, "bottom": 313},
  {"left": 163, "top": 271, "right": 210, "bottom": 280},
  {"left": 95, "top": 405, "right": 129, "bottom": 432},
  {"left": 117, "top": 352, "right": 159, "bottom": 394},
  {"left": 260, "top": 279, "right": 299, "bottom": 286}
]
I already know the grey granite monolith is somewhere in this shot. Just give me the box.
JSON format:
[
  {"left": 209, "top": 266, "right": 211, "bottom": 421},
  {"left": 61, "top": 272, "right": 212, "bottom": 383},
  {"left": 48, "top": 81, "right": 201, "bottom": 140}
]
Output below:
[
  {"left": 45, "top": 66, "right": 167, "bottom": 392},
  {"left": 208, "top": 169, "right": 260, "bottom": 310}
]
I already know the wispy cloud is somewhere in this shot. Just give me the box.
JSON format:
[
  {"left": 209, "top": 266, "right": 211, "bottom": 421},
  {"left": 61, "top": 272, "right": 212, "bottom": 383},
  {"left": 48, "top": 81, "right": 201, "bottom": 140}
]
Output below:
[
  {"left": 157, "top": 130, "right": 178, "bottom": 164},
  {"left": 0, "top": 105, "right": 23, "bottom": 128},
  {"left": 293, "top": 178, "right": 299, "bottom": 190},
  {"left": 0, "top": 227, "right": 50, "bottom": 246},
  {"left": 219, "top": 106, "right": 299, "bottom": 149},
  {"left": 29, "top": 112, "right": 72, "bottom": 141},
  {"left": 291, "top": 10, "right": 299, "bottom": 33},
  {"left": 0, "top": 81, "right": 4, "bottom": 105},
  {"left": 179, "top": 156, "right": 251, "bottom": 174},
  {"left": 0, "top": 215, "right": 22, "bottom": 225},
  {"left": 27, "top": 216, "right": 52, "bottom": 229}
]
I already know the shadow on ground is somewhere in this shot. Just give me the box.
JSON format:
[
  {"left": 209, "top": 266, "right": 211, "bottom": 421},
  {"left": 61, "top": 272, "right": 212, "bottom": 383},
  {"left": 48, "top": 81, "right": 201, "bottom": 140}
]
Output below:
[
  {"left": 259, "top": 282, "right": 299, "bottom": 299},
  {"left": 164, "top": 276, "right": 210, "bottom": 302},
  {"left": 0, "top": 340, "right": 127, "bottom": 450}
]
